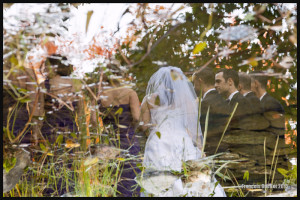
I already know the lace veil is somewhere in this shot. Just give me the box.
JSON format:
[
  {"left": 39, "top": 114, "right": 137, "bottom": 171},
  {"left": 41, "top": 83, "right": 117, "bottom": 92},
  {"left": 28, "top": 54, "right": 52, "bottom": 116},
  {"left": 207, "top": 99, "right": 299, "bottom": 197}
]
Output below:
[{"left": 142, "top": 66, "right": 203, "bottom": 149}]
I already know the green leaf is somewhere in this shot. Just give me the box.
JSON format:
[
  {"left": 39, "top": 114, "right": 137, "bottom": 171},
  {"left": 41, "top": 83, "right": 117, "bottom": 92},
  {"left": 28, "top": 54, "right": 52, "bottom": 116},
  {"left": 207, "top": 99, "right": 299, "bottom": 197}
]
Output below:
[
  {"left": 215, "top": 172, "right": 231, "bottom": 181},
  {"left": 40, "top": 143, "right": 46, "bottom": 152},
  {"left": 10, "top": 55, "right": 18, "bottom": 66},
  {"left": 19, "top": 98, "right": 31, "bottom": 103},
  {"left": 243, "top": 13, "right": 255, "bottom": 21},
  {"left": 115, "top": 107, "right": 123, "bottom": 115},
  {"left": 156, "top": 131, "right": 161, "bottom": 139},
  {"left": 193, "top": 42, "right": 207, "bottom": 54},
  {"left": 243, "top": 170, "right": 249, "bottom": 181},
  {"left": 3, "top": 157, "right": 17, "bottom": 173},
  {"left": 277, "top": 168, "right": 289, "bottom": 178},
  {"left": 56, "top": 134, "right": 64, "bottom": 146},
  {"left": 70, "top": 132, "right": 77, "bottom": 139}
]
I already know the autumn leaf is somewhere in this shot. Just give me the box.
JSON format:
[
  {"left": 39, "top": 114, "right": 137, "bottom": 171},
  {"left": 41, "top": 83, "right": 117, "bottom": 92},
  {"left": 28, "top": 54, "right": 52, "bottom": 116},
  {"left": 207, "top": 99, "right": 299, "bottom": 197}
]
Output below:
[
  {"left": 248, "top": 57, "right": 258, "bottom": 67},
  {"left": 193, "top": 42, "right": 207, "bottom": 54},
  {"left": 65, "top": 139, "right": 80, "bottom": 148}
]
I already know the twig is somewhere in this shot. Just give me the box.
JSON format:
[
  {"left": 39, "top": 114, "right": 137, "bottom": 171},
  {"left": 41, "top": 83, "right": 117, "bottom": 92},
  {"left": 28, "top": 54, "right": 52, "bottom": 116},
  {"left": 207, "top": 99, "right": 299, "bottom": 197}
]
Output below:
[
  {"left": 96, "top": 68, "right": 104, "bottom": 99},
  {"left": 81, "top": 79, "right": 98, "bottom": 101},
  {"left": 44, "top": 92, "right": 74, "bottom": 111}
]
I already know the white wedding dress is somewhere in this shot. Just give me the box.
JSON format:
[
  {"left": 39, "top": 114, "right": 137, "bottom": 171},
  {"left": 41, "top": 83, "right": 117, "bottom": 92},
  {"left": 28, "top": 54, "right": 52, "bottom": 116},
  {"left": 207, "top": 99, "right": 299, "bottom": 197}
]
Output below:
[{"left": 139, "top": 66, "right": 226, "bottom": 197}]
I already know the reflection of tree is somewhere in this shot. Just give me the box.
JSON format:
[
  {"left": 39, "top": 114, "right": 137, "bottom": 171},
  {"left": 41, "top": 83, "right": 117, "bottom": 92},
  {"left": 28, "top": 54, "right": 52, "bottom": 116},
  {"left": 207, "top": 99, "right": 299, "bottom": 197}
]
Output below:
[{"left": 115, "top": 3, "right": 297, "bottom": 128}]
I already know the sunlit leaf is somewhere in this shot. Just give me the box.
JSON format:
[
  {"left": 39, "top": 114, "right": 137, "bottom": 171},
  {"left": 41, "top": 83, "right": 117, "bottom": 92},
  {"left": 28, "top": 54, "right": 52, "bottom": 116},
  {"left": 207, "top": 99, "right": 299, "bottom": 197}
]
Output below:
[
  {"left": 243, "top": 170, "right": 249, "bottom": 181},
  {"left": 65, "top": 139, "right": 80, "bottom": 148},
  {"left": 156, "top": 131, "right": 161, "bottom": 139},
  {"left": 193, "top": 42, "right": 207, "bottom": 54},
  {"left": 117, "top": 157, "right": 125, "bottom": 161},
  {"left": 277, "top": 168, "right": 288, "bottom": 178},
  {"left": 248, "top": 57, "right": 258, "bottom": 67},
  {"left": 3, "top": 157, "right": 17, "bottom": 173},
  {"left": 84, "top": 157, "right": 99, "bottom": 166},
  {"left": 47, "top": 152, "right": 54, "bottom": 156},
  {"left": 115, "top": 107, "right": 123, "bottom": 115}
]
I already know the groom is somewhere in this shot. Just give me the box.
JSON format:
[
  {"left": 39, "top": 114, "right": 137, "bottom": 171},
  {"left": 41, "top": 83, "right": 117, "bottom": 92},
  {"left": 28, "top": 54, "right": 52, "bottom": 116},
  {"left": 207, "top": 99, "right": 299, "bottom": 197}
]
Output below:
[
  {"left": 215, "top": 69, "right": 251, "bottom": 128},
  {"left": 192, "top": 67, "right": 229, "bottom": 155}
]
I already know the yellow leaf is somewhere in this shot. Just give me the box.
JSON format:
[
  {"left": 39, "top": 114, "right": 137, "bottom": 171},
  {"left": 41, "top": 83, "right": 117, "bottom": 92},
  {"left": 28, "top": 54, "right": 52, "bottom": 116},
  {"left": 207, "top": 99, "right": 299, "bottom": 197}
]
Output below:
[
  {"left": 193, "top": 42, "right": 207, "bottom": 54},
  {"left": 248, "top": 57, "right": 258, "bottom": 67},
  {"left": 65, "top": 139, "right": 80, "bottom": 148},
  {"left": 84, "top": 157, "right": 99, "bottom": 166},
  {"left": 156, "top": 131, "right": 161, "bottom": 139},
  {"left": 47, "top": 152, "right": 54, "bottom": 156},
  {"left": 117, "top": 157, "right": 125, "bottom": 161}
]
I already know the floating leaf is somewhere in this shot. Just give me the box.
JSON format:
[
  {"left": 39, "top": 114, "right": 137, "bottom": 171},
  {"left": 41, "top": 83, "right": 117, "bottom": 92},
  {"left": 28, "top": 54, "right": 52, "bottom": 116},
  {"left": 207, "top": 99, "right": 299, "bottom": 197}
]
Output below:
[
  {"left": 115, "top": 107, "right": 123, "bottom": 115},
  {"left": 243, "top": 170, "right": 249, "bottom": 181},
  {"left": 193, "top": 42, "right": 207, "bottom": 54},
  {"left": 156, "top": 131, "right": 161, "bottom": 139},
  {"left": 56, "top": 134, "right": 63, "bottom": 146},
  {"left": 65, "top": 139, "right": 80, "bottom": 148},
  {"left": 84, "top": 157, "right": 99, "bottom": 166}
]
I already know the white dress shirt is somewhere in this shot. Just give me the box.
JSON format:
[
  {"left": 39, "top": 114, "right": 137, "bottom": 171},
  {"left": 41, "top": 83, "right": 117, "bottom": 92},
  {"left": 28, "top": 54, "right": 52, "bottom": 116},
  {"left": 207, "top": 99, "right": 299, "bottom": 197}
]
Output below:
[
  {"left": 227, "top": 90, "right": 239, "bottom": 102},
  {"left": 259, "top": 92, "right": 267, "bottom": 101}
]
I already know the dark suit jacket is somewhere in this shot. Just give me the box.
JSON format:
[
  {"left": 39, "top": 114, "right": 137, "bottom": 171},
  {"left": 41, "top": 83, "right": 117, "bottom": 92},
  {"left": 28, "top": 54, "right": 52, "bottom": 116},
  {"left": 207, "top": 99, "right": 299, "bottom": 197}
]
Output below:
[
  {"left": 228, "top": 92, "right": 252, "bottom": 117},
  {"left": 245, "top": 92, "right": 262, "bottom": 115},
  {"left": 261, "top": 93, "right": 285, "bottom": 130},
  {"left": 261, "top": 93, "right": 285, "bottom": 114},
  {"left": 200, "top": 90, "right": 229, "bottom": 138}
]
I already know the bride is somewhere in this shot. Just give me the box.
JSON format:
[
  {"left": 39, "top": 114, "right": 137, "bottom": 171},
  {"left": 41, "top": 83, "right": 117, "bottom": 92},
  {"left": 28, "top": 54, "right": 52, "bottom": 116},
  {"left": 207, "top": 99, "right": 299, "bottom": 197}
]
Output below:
[{"left": 139, "top": 66, "right": 226, "bottom": 197}]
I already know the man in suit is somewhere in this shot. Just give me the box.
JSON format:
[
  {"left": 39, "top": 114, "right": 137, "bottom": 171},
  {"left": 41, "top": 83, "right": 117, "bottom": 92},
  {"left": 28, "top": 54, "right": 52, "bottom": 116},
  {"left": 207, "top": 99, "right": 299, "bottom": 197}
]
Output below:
[
  {"left": 192, "top": 67, "right": 229, "bottom": 154},
  {"left": 215, "top": 69, "right": 252, "bottom": 118},
  {"left": 250, "top": 71, "right": 285, "bottom": 132},
  {"left": 238, "top": 72, "right": 262, "bottom": 115}
]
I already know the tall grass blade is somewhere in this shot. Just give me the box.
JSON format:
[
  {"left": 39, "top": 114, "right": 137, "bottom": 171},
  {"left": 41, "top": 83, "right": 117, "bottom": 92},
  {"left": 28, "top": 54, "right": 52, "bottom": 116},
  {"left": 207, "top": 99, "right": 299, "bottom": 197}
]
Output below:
[
  {"left": 197, "top": 89, "right": 202, "bottom": 142},
  {"left": 268, "top": 135, "right": 279, "bottom": 183},
  {"left": 270, "top": 149, "right": 280, "bottom": 194},
  {"left": 264, "top": 137, "right": 267, "bottom": 197},
  {"left": 215, "top": 102, "right": 238, "bottom": 154},
  {"left": 202, "top": 106, "right": 210, "bottom": 156}
]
